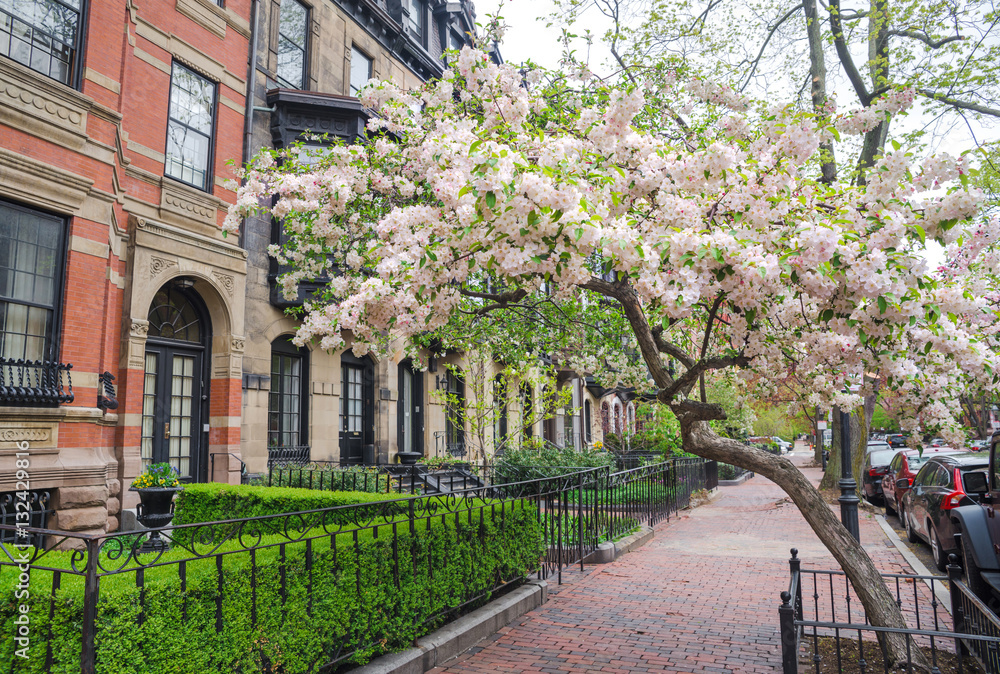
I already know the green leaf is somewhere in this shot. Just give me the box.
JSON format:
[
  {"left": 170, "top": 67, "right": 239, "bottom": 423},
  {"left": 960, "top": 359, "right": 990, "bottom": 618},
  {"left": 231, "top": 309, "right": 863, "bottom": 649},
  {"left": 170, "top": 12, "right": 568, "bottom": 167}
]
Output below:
[
  {"left": 877, "top": 296, "right": 887, "bottom": 314},
  {"left": 485, "top": 192, "right": 497, "bottom": 209}
]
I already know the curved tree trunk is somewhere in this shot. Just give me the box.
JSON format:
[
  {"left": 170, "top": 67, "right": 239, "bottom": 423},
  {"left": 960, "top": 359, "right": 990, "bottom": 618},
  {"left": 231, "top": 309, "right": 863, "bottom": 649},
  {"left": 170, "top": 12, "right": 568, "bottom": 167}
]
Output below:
[{"left": 674, "top": 406, "right": 927, "bottom": 669}]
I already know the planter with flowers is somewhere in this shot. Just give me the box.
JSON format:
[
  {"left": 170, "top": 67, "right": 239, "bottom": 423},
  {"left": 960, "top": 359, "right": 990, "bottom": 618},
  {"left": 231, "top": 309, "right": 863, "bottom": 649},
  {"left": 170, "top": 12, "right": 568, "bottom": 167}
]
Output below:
[{"left": 129, "top": 462, "right": 183, "bottom": 549}]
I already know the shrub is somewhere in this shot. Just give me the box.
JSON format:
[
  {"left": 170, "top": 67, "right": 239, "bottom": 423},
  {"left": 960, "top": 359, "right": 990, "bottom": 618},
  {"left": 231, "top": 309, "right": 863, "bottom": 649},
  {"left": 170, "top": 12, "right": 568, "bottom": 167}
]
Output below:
[
  {"left": 170, "top": 483, "right": 409, "bottom": 546},
  {"left": 0, "top": 500, "right": 543, "bottom": 673}
]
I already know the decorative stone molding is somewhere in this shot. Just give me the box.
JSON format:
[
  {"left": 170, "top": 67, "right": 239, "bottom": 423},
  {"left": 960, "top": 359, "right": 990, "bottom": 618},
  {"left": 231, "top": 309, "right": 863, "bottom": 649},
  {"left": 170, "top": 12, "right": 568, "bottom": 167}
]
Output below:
[
  {"left": 230, "top": 337, "right": 245, "bottom": 353},
  {"left": 149, "top": 255, "right": 177, "bottom": 277},
  {"left": 160, "top": 180, "right": 222, "bottom": 228},
  {"left": 129, "top": 320, "right": 150, "bottom": 338},
  {"left": 0, "top": 428, "right": 51, "bottom": 443},
  {"left": 0, "top": 57, "right": 90, "bottom": 149},
  {"left": 212, "top": 270, "right": 235, "bottom": 296},
  {"left": 0, "top": 147, "right": 94, "bottom": 215}
]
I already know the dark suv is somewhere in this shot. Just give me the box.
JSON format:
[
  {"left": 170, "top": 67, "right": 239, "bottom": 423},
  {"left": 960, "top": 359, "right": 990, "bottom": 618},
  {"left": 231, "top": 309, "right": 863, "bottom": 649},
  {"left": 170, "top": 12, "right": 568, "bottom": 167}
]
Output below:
[
  {"left": 887, "top": 433, "right": 909, "bottom": 448},
  {"left": 952, "top": 432, "right": 1000, "bottom": 605},
  {"left": 899, "top": 452, "right": 988, "bottom": 570}
]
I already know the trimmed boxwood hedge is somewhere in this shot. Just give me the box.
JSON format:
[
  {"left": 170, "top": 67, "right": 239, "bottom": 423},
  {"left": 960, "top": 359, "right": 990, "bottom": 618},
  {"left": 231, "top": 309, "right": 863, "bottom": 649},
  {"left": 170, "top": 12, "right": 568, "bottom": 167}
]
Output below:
[
  {"left": 0, "top": 498, "right": 542, "bottom": 674},
  {"left": 169, "top": 483, "right": 410, "bottom": 546}
]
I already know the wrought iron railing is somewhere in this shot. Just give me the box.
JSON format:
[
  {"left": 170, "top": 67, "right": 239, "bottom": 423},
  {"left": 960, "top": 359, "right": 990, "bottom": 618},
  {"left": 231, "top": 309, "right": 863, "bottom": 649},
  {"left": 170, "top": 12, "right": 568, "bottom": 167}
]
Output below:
[
  {"left": 266, "top": 444, "right": 311, "bottom": 468},
  {"left": 0, "top": 489, "right": 51, "bottom": 547},
  {"left": 0, "top": 357, "right": 73, "bottom": 406},
  {"left": 779, "top": 548, "right": 1000, "bottom": 673},
  {"left": 96, "top": 371, "right": 118, "bottom": 411}
]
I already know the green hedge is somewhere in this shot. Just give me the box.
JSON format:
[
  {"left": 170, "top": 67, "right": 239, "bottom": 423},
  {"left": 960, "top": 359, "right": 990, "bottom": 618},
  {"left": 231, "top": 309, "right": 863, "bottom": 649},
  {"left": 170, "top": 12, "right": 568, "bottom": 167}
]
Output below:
[
  {"left": 0, "top": 499, "right": 542, "bottom": 674},
  {"left": 169, "top": 483, "right": 408, "bottom": 545}
]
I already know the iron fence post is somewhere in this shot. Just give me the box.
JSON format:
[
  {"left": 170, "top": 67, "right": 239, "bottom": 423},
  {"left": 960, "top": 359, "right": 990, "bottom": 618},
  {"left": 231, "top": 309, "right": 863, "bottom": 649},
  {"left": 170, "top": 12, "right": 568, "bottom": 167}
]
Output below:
[
  {"left": 789, "top": 548, "right": 802, "bottom": 621},
  {"left": 779, "top": 590, "right": 798, "bottom": 674},
  {"left": 947, "top": 552, "right": 968, "bottom": 656},
  {"left": 81, "top": 537, "right": 99, "bottom": 674},
  {"left": 578, "top": 471, "right": 585, "bottom": 571}
]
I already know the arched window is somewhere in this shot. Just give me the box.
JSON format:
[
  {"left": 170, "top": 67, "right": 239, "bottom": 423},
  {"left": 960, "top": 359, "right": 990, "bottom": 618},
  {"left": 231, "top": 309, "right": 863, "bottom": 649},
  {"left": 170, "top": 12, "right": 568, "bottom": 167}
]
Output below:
[
  {"left": 601, "top": 401, "right": 610, "bottom": 435},
  {"left": 626, "top": 403, "right": 635, "bottom": 436},
  {"left": 147, "top": 285, "right": 202, "bottom": 342},
  {"left": 584, "top": 400, "right": 593, "bottom": 444},
  {"left": 269, "top": 336, "right": 308, "bottom": 449}
]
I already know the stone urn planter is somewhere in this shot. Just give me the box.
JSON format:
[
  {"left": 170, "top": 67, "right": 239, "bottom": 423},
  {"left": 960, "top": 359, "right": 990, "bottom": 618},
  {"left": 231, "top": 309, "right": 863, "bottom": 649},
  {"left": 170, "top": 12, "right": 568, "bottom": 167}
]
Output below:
[
  {"left": 396, "top": 451, "right": 423, "bottom": 465},
  {"left": 130, "top": 486, "right": 182, "bottom": 550}
]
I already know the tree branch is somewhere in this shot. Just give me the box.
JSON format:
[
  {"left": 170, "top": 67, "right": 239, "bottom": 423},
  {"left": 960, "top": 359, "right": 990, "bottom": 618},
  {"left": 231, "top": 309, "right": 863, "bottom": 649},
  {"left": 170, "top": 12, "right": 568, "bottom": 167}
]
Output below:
[
  {"left": 740, "top": 3, "right": 805, "bottom": 92},
  {"left": 887, "top": 30, "right": 963, "bottom": 49},
  {"left": 828, "top": 0, "right": 871, "bottom": 104},
  {"left": 660, "top": 354, "right": 751, "bottom": 403},
  {"left": 917, "top": 89, "right": 1000, "bottom": 118}
]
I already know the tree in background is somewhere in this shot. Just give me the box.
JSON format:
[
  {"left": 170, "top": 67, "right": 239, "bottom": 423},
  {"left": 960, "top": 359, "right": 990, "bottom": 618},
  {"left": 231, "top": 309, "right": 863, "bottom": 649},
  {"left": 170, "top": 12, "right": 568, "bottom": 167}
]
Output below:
[{"left": 227, "top": 40, "right": 999, "bottom": 664}]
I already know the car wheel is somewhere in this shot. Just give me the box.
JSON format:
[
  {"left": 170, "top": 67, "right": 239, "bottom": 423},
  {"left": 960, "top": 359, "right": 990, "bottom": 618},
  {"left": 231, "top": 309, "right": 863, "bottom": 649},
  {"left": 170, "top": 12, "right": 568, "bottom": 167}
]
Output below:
[
  {"left": 930, "top": 525, "right": 947, "bottom": 572},
  {"left": 961, "top": 531, "right": 993, "bottom": 605},
  {"left": 885, "top": 496, "right": 896, "bottom": 518},
  {"left": 904, "top": 507, "right": 920, "bottom": 543}
]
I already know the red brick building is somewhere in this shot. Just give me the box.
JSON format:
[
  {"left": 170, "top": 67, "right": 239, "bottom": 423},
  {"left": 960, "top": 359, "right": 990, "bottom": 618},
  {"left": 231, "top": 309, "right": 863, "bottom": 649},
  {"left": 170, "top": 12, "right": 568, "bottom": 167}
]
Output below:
[{"left": 0, "top": 0, "right": 250, "bottom": 540}]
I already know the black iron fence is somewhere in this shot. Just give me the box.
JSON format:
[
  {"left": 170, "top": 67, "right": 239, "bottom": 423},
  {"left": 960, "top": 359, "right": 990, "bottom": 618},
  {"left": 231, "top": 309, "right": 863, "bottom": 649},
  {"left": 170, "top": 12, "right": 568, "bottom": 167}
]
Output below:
[
  {"left": 779, "top": 548, "right": 1000, "bottom": 673},
  {"left": 267, "top": 444, "right": 311, "bottom": 468},
  {"left": 0, "top": 357, "right": 73, "bottom": 406},
  {"left": 0, "top": 489, "right": 51, "bottom": 546}
]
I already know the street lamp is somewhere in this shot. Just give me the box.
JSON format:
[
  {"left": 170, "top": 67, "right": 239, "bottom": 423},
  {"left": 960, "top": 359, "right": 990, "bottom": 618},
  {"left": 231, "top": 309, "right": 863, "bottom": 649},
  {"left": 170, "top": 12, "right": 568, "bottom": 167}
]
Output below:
[{"left": 839, "top": 408, "right": 860, "bottom": 541}]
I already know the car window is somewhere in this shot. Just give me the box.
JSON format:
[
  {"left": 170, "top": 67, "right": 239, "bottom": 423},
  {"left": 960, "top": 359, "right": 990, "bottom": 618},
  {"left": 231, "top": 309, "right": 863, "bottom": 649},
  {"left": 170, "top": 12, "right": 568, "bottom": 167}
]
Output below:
[
  {"left": 964, "top": 471, "right": 989, "bottom": 494},
  {"left": 909, "top": 455, "right": 931, "bottom": 470},
  {"left": 930, "top": 465, "right": 953, "bottom": 488},
  {"left": 889, "top": 454, "right": 901, "bottom": 471},
  {"left": 869, "top": 450, "right": 896, "bottom": 467},
  {"left": 913, "top": 464, "right": 935, "bottom": 486}
]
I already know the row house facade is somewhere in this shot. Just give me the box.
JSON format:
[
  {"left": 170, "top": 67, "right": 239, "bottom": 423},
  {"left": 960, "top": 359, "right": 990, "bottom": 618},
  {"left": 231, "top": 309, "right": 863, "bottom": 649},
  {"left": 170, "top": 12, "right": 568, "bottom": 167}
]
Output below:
[
  {"left": 0, "top": 0, "right": 251, "bottom": 539},
  {"left": 0, "top": 0, "right": 640, "bottom": 539},
  {"left": 237, "top": 0, "right": 638, "bottom": 472}
]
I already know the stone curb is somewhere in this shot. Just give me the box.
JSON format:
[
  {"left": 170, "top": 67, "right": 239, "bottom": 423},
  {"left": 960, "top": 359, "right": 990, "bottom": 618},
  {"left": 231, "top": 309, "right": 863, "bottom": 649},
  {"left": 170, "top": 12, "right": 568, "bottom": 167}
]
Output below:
[
  {"left": 582, "top": 524, "right": 655, "bottom": 564},
  {"left": 872, "top": 512, "right": 953, "bottom": 614},
  {"left": 352, "top": 578, "right": 548, "bottom": 674},
  {"left": 719, "top": 472, "right": 754, "bottom": 486}
]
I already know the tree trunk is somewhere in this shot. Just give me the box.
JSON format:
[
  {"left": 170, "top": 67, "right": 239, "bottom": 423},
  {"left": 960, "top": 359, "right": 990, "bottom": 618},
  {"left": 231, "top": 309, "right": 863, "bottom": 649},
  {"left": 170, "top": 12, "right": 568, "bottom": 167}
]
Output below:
[
  {"left": 819, "top": 406, "right": 843, "bottom": 490},
  {"left": 803, "top": 0, "right": 836, "bottom": 183},
  {"left": 675, "top": 407, "right": 927, "bottom": 669}
]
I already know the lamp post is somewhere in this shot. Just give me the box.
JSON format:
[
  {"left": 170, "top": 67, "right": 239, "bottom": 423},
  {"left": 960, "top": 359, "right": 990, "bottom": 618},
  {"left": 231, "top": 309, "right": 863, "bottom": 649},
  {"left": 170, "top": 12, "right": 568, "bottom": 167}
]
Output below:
[{"left": 839, "top": 408, "right": 860, "bottom": 541}]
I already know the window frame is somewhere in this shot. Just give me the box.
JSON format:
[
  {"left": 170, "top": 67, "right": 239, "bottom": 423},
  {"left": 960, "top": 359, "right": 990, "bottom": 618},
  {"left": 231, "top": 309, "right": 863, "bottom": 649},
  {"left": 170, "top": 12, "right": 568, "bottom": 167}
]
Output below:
[
  {"left": 275, "top": 0, "right": 310, "bottom": 90},
  {"left": 0, "top": 0, "right": 89, "bottom": 89},
  {"left": 268, "top": 335, "right": 309, "bottom": 448},
  {"left": 164, "top": 61, "right": 218, "bottom": 192},
  {"left": 349, "top": 44, "right": 372, "bottom": 97},
  {"left": 0, "top": 198, "right": 68, "bottom": 364},
  {"left": 405, "top": 0, "right": 426, "bottom": 46}
]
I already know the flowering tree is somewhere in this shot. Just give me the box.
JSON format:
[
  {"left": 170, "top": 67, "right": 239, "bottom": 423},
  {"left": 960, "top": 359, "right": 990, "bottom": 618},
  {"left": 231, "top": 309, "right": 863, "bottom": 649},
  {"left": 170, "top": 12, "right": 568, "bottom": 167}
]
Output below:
[{"left": 226, "top": 46, "right": 999, "bottom": 662}]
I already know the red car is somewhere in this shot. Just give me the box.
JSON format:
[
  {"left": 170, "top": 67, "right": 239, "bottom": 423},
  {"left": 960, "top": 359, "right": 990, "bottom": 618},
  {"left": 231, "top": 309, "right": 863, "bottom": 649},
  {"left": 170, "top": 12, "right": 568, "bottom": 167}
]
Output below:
[{"left": 882, "top": 448, "right": 963, "bottom": 517}]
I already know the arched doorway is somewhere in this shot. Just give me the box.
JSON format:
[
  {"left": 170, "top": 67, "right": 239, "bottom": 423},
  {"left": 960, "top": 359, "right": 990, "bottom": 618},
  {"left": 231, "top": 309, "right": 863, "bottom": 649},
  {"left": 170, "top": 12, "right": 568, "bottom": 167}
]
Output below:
[{"left": 142, "top": 283, "right": 211, "bottom": 482}]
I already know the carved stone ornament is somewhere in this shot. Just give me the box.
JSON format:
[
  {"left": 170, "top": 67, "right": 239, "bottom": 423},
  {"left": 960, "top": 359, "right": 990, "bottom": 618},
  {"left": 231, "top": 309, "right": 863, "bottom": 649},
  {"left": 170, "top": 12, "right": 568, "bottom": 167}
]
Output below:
[
  {"left": 230, "top": 337, "right": 245, "bottom": 353},
  {"left": 212, "top": 270, "right": 235, "bottom": 297},
  {"left": 0, "top": 428, "right": 51, "bottom": 443},
  {"left": 149, "top": 255, "right": 177, "bottom": 277},
  {"left": 130, "top": 320, "right": 149, "bottom": 338}
]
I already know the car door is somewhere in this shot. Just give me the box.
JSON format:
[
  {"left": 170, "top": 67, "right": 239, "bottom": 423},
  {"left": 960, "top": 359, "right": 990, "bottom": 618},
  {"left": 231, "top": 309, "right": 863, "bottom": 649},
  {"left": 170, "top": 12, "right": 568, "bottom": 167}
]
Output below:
[
  {"left": 883, "top": 454, "right": 902, "bottom": 504},
  {"left": 908, "top": 464, "right": 939, "bottom": 537},
  {"left": 917, "top": 464, "right": 950, "bottom": 538}
]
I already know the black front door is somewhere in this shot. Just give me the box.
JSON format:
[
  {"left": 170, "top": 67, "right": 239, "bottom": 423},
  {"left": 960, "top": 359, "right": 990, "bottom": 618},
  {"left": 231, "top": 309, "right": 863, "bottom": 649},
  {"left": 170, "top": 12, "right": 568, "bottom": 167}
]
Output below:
[
  {"left": 398, "top": 361, "right": 423, "bottom": 456},
  {"left": 340, "top": 354, "right": 374, "bottom": 464},
  {"left": 141, "top": 344, "right": 205, "bottom": 481},
  {"left": 142, "top": 284, "right": 210, "bottom": 482}
]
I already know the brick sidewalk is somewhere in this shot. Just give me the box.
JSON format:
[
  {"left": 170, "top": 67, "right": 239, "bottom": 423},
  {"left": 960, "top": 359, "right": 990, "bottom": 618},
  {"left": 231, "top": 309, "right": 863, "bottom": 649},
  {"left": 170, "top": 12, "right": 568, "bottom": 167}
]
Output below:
[{"left": 430, "top": 452, "right": 925, "bottom": 673}]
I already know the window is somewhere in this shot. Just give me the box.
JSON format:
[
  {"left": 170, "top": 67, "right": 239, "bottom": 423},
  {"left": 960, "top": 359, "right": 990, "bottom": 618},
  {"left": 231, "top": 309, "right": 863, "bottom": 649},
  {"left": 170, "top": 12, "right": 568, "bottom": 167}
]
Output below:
[
  {"left": 165, "top": 63, "right": 215, "bottom": 191},
  {"left": 269, "top": 337, "right": 308, "bottom": 448},
  {"left": 493, "top": 375, "right": 507, "bottom": 448},
  {"left": 349, "top": 46, "right": 372, "bottom": 96},
  {"left": 0, "top": 201, "right": 65, "bottom": 362},
  {"left": 584, "top": 400, "right": 592, "bottom": 444},
  {"left": 406, "top": 0, "right": 425, "bottom": 43},
  {"left": 276, "top": 0, "right": 308, "bottom": 89},
  {"left": 0, "top": 0, "right": 83, "bottom": 86},
  {"left": 520, "top": 383, "right": 533, "bottom": 440}
]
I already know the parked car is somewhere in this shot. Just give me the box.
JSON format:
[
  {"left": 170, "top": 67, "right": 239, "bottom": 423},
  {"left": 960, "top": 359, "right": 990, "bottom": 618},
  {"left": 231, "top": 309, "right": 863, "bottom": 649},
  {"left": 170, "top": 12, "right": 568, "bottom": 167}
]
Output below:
[
  {"left": 927, "top": 437, "right": 950, "bottom": 448},
  {"left": 771, "top": 437, "right": 792, "bottom": 453},
  {"left": 968, "top": 439, "right": 989, "bottom": 451},
  {"left": 887, "top": 433, "right": 909, "bottom": 448},
  {"left": 900, "top": 452, "right": 990, "bottom": 570},
  {"left": 862, "top": 447, "right": 899, "bottom": 504},
  {"left": 882, "top": 448, "right": 963, "bottom": 518},
  {"left": 952, "top": 433, "right": 1000, "bottom": 605}
]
